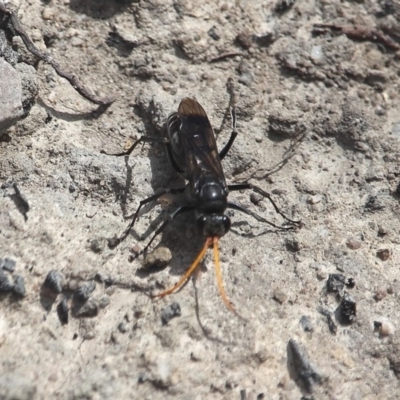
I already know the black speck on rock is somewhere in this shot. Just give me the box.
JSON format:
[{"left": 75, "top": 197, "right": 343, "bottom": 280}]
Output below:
[{"left": 161, "top": 302, "right": 181, "bottom": 325}]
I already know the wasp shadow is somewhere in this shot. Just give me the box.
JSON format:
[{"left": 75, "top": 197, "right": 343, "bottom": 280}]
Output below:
[
  {"left": 37, "top": 98, "right": 112, "bottom": 123},
  {"left": 69, "top": 0, "right": 134, "bottom": 19}
]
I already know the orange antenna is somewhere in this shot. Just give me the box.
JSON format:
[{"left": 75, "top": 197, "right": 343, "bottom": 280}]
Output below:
[
  {"left": 154, "top": 237, "right": 212, "bottom": 299},
  {"left": 213, "top": 237, "right": 235, "bottom": 312}
]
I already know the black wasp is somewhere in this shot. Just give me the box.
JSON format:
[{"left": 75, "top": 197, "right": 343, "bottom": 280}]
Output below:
[{"left": 101, "top": 96, "right": 299, "bottom": 311}]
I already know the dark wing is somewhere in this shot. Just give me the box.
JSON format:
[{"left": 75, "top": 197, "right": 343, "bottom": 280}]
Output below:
[{"left": 177, "top": 98, "right": 227, "bottom": 192}]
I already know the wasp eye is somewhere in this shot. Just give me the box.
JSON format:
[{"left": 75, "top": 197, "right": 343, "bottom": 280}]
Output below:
[
  {"left": 196, "top": 216, "right": 208, "bottom": 234},
  {"left": 196, "top": 215, "right": 231, "bottom": 237},
  {"left": 222, "top": 215, "right": 231, "bottom": 234}
]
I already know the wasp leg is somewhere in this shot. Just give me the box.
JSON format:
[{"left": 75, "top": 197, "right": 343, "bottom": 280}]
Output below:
[
  {"left": 228, "top": 184, "right": 301, "bottom": 225},
  {"left": 227, "top": 202, "right": 297, "bottom": 230},
  {"left": 101, "top": 136, "right": 169, "bottom": 157},
  {"left": 228, "top": 184, "right": 251, "bottom": 191},
  {"left": 250, "top": 184, "right": 301, "bottom": 225},
  {"left": 112, "top": 187, "right": 186, "bottom": 247},
  {"left": 142, "top": 205, "right": 194, "bottom": 253},
  {"left": 219, "top": 100, "right": 237, "bottom": 160}
]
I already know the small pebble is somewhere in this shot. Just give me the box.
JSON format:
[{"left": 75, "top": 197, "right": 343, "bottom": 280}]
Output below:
[
  {"left": 12, "top": 275, "right": 26, "bottom": 297},
  {"left": 0, "top": 270, "right": 14, "bottom": 292},
  {"left": 287, "top": 338, "right": 322, "bottom": 393},
  {"left": 250, "top": 192, "right": 263, "bottom": 205},
  {"left": 273, "top": 288, "right": 288, "bottom": 304},
  {"left": 327, "top": 274, "right": 346, "bottom": 294},
  {"left": 253, "top": 349, "right": 268, "bottom": 364},
  {"left": 44, "top": 270, "right": 65, "bottom": 294},
  {"left": 338, "top": 292, "right": 356, "bottom": 325},
  {"left": 374, "top": 286, "right": 387, "bottom": 302},
  {"left": 310, "top": 45, "right": 325, "bottom": 64},
  {"left": 42, "top": 7, "right": 54, "bottom": 20},
  {"left": 374, "top": 320, "right": 394, "bottom": 337},
  {"left": 0, "top": 257, "right": 16, "bottom": 272},
  {"left": 285, "top": 238, "right": 300, "bottom": 253},
  {"left": 90, "top": 238, "right": 105, "bottom": 253},
  {"left": 74, "top": 281, "right": 96, "bottom": 303},
  {"left": 299, "top": 316, "right": 313, "bottom": 332},
  {"left": 130, "top": 244, "right": 141, "bottom": 255},
  {"left": 379, "top": 321, "right": 395, "bottom": 337},
  {"left": 118, "top": 322, "right": 128, "bottom": 333},
  {"left": 307, "top": 194, "right": 322, "bottom": 205},
  {"left": 327, "top": 314, "right": 337, "bottom": 335},
  {"left": 376, "top": 249, "right": 390, "bottom": 261},
  {"left": 57, "top": 298, "right": 69, "bottom": 325},
  {"left": 346, "top": 238, "right": 361, "bottom": 250},
  {"left": 346, "top": 278, "right": 356, "bottom": 289},
  {"left": 98, "top": 294, "right": 110, "bottom": 309},
  {"left": 316, "top": 265, "right": 328, "bottom": 280},
  {"left": 75, "top": 298, "right": 98, "bottom": 318},
  {"left": 80, "top": 320, "right": 96, "bottom": 340},
  {"left": 143, "top": 247, "right": 172, "bottom": 269},
  {"left": 377, "top": 225, "right": 388, "bottom": 236},
  {"left": 161, "top": 302, "right": 181, "bottom": 325}
]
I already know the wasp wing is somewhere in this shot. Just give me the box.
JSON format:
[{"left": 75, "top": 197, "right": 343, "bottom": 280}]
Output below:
[{"left": 177, "top": 98, "right": 227, "bottom": 192}]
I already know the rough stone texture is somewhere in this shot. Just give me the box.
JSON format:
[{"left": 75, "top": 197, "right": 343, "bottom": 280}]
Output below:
[
  {"left": 14, "top": 62, "right": 38, "bottom": 114},
  {"left": 0, "top": 58, "right": 23, "bottom": 132},
  {"left": 1, "top": 1, "right": 400, "bottom": 399}
]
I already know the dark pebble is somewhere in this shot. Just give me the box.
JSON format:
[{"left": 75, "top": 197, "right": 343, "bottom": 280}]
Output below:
[
  {"left": 118, "top": 322, "right": 128, "bottom": 333},
  {"left": 327, "top": 314, "right": 337, "bottom": 335},
  {"left": 44, "top": 270, "right": 65, "bottom": 294},
  {"left": 107, "top": 236, "right": 120, "bottom": 249},
  {"left": 275, "top": 0, "right": 296, "bottom": 12},
  {"left": 90, "top": 238, "right": 105, "bottom": 253},
  {"left": 285, "top": 238, "right": 300, "bottom": 253},
  {"left": 104, "top": 278, "right": 114, "bottom": 287},
  {"left": 337, "top": 292, "right": 356, "bottom": 325},
  {"left": 365, "top": 195, "right": 385, "bottom": 212},
  {"left": 74, "top": 281, "right": 96, "bottom": 303},
  {"left": 0, "top": 270, "right": 14, "bottom": 292},
  {"left": 0, "top": 257, "right": 16, "bottom": 272},
  {"left": 299, "top": 316, "right": 313, "bottom": 332},
  {"left": 12, "top": 275, "right": 26, "bottom": 297},
  {"left": 75, "top": 298, "right": 98, "bottom": 318},
  {"left": 57, "top": 297, "right": 69, "bottom": 324},
  {"left": 326, "top": 274, "right": 346, "bottom": 294},
  {"left": 161, "top": 302, "right": 181, "bottom": 325},
  {"left": 376, "top": 249, "right": 391, "bottom": 261},
  {"left": 346, "top": 278, "right": 355, "bottom": 289},
  {"left": 287, "top": 338, "right": 322, "bottom": 394}
]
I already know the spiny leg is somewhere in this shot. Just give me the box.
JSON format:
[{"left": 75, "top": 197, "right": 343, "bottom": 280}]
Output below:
[
  {"left": 227, "top": 202, "right": 294, "bottom": 230},
  {"left": 141, "top": 205, "right": 193, "bottom": 253},
  {"left": 153, "top": 237, "right": 212, "bottom": 299},
  {"left": 228, "top": 184, "right": 301, "bottom": 226},
  {"left": 219, "top": 82, "right": 238, "bottom": 160},
  {"left": 249, "top": 184, "right": 301, "bottom": 225},
  {"left": 213, "top": 237, "right": 235, "bottom": 312},
  {"left": 111, "top": 187, "right": 186, "bottom": 247},
  {"left": 101, "top": 136, "right": 169, "bottom": 157}
]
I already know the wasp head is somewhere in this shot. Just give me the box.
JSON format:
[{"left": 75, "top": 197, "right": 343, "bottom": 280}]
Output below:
[{"left": 196, "top": 214, "right": 231, "bottom": 237}]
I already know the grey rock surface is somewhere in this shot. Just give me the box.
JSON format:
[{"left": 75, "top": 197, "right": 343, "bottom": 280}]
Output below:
[
  {"left": 0, "top": 58, "right": 23, "bottom": 132},
  {"left": 1, "top": 1, "right": 400, "bottom": 399}
]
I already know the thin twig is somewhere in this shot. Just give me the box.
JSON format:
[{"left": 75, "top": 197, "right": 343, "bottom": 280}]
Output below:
[
  {"left": 0, "top": 3, "right": 116, "bottom": 105},
  {"left": 313, "top": 23, "right": 400, "bottom": 51}
]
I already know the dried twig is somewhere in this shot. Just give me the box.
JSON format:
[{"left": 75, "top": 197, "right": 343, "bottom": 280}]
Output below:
[
  {"left": 313, "top": 23, "right": 400, "bottom": 51},
  {"left": 0, "top": 2, "right": 116, "bottom": 105}
]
